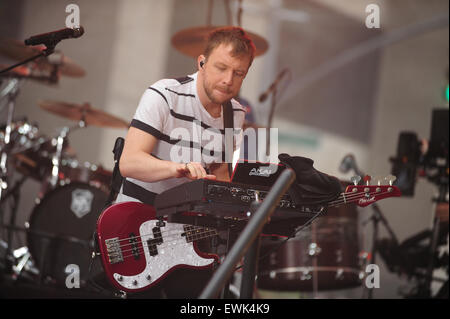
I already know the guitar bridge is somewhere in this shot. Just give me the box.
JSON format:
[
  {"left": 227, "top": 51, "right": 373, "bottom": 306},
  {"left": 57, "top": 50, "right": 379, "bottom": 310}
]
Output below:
[{"left": 105, "top": 237, "right": 123, "bottom": 264}]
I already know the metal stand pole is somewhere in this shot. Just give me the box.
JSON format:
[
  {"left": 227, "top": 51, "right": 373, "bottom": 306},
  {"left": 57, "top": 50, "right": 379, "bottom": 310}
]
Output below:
[
  {"left": 240, "top": 231, "right": 261, "bottom": 298},
  {"left": 199, "top": 169, "right": 296, "bottom": 299}
]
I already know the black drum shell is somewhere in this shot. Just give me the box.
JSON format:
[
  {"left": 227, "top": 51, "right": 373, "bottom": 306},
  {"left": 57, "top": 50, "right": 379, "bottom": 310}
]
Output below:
[{"left": 27, "top": 182, "right": 107, "bottom": 287}]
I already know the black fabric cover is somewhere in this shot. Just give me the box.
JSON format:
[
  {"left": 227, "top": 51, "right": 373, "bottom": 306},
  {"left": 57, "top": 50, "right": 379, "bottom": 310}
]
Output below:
[{"left": 278, "top": 153, "right": 342, "bottom": 206}]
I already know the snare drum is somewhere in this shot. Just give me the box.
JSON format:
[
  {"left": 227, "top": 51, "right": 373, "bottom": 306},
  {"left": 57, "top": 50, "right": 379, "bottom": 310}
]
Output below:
[
  {"left": 39, "top": 159, "right": 112, "bottom": 196},
  {"left": 58, "top": 159, "right": 112, "bottom": 194}
]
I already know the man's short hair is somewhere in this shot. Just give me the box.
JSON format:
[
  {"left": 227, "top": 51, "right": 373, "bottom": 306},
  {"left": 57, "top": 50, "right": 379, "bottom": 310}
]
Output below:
[{"left": 204, "top": 26, "right": 256, "bottom": 69}]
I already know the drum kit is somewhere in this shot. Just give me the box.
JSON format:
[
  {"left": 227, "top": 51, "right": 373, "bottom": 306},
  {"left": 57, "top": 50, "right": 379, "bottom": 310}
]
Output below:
[
  {"left": 1, "top": 22, "right": 367, "bottom": 297},
  {"left": 0, "top": 37, "right": 128, "bottom": 288}
]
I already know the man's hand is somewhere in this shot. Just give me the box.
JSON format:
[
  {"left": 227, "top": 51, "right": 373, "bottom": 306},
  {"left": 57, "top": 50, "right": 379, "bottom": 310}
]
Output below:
[{"left": 175, "top": 162, "right": 217, "bottom": 180}]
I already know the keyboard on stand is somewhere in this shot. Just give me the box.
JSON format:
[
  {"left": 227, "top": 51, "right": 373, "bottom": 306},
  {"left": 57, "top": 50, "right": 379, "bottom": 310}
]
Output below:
[{"left": 154, "top": 179, "right": 325, "bottom": 236}]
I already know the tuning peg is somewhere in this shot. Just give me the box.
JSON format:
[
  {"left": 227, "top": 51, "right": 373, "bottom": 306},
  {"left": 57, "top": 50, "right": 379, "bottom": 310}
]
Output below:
[
  {"left": 384, "top": 175, "right": 397, "bottom": 186},
  {"left": 363, "top": 175, "right": 372, "bottom": 186},
  {"left": 351, "top": 175, "right": 361, "bottom": 186},
  {"left": 372, "top": 175, "right": 384, "bottom": 186}
]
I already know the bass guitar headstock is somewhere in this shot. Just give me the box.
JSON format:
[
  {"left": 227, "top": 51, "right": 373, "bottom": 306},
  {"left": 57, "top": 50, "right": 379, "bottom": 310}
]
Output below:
[{"left": 345, "top": 175, "right": 402, "bottom": 207}]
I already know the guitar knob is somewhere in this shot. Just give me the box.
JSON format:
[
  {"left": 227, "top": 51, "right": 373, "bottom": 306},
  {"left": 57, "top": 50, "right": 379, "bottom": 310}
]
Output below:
[
  {"left": 363, "top": 175, "right": 372, "bottom": 186},
  {"left": 351, "top": 175, "right": 361, "bottom": 186}
]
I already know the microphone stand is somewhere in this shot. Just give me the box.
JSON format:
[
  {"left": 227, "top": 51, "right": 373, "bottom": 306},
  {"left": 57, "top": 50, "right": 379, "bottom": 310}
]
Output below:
[
  {"left": 262, "top": 69, "right": 290, "bottom": 157},
  {"left": 239, "top": 201, "right": 262, "bottom": 298},
  {"left": 343, "top": 157, "right": 399, "bottom": 299},
  {"left": 0, "top": 46, "right": 55, "bottom": 75},
  {"left": 265, "top": 86, "right": 277, "bottom": 156},
  {"left": 357, "top": 174, "right": 398, "bottom": 299},
  {"left": 362, "top": 202, "right": 399, "bottom": 299},
  {"left": 199, "top": 168, "right": 296, "bottom": 299}
]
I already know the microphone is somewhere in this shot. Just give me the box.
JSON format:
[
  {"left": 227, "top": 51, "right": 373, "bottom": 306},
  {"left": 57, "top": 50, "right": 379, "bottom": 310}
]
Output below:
[
  {"left": 259, "top": 68, "right": 290, "bottom": 103},
  {"left": 339, "top": 153, "right": 364, "bottom": 176},
  {"left": 24, "top": 26, "right": 84, "bottom": 47}
]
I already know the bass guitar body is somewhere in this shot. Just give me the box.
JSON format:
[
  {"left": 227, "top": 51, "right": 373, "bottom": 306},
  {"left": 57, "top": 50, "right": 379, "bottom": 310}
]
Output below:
[{"left": 96, "top": 201, "right": 218, "bottom": 293}]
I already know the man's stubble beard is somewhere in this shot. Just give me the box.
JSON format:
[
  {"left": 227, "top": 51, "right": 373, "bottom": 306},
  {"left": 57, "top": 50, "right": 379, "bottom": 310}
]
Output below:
[{"left": 203, "top": 76, "right": 231, "bottom": 105}]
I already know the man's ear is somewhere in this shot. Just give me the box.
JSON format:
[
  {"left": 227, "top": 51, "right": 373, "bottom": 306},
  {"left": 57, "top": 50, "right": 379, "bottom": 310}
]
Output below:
[{"left": 198, "top": 55, "right": 206, "bottom": 70}]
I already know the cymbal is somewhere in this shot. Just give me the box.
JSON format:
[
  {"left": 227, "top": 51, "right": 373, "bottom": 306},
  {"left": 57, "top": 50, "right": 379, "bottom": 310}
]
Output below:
[
  {"left": 171, "top": 25, "right": 269, "bottom": 58},
  {"left": 38, "top": 100, "right": 129, "bottom": 129},
  {"left": 0, "top": 37, "right": 85, "bottom": 77},
  {"left": 0, "top": 63, "right": 59, "bottom": 84},
  {"left": 0, "top": 63, "right": 31, "bottom": 77}
]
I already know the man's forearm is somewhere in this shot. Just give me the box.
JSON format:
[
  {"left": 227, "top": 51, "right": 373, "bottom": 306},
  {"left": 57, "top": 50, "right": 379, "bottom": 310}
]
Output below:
[{"left": 119, "top": 151, "right": 178, "bottom": 183}]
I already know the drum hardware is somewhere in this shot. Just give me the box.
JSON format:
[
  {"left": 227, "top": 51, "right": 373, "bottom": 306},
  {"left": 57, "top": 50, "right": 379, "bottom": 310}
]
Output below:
[
  {"left": 0, "top": 242, "right": 40, "bottom": 282},
  {"left": 308, "top": 242, "right": 321, "bottom": 256},
  {"left": 264, "top": 266, "right": 363, "bottom": 280},
  {"left": 0, "top": 76, "right": 27, "bottom": 274},
  {"left": 0, "top": 78, "right": 20, "bottom": 202},
  {"left": 33, "top": 100, "right": 118, "bottom": 191},
  {"left": 11, "top": 246, "right": 39, "bottom": 279},
  {"left": 0, "top": 34, "right": 84, "bottom": 200},
  {"left": 49, "top": 125, "right": 72, "bottom": 189},
  {"left": 1, "top": 32, "right": 113, "bottom": 290}
]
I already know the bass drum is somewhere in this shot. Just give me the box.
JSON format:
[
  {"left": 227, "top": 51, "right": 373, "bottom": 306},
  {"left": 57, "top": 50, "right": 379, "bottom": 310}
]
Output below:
[
  {"left": 27, "top": 182, "right": 107, "bottom": 287},
  {"left": 258, "top": 203, "right": 363, "bottom": 291}
]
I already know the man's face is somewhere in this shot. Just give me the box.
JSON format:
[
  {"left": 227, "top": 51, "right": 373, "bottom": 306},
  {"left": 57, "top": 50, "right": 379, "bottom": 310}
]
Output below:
[{"left": 201, "top": 43, "right": 251, "bottom": 105}]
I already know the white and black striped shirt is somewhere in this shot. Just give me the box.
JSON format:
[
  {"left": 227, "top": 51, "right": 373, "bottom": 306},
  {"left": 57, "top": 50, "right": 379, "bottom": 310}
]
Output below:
[{"left": 116, "top": 72, "right": 246, "bottom": 205}]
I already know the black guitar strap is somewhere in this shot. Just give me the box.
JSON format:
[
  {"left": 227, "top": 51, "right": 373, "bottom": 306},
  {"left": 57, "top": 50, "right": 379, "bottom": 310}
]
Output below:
[
  {"left": 102, "top": 137, "right": 125, "bottom": 210},
  {"left": 223, "top": 100, "right": 234, "bottom": 178}
]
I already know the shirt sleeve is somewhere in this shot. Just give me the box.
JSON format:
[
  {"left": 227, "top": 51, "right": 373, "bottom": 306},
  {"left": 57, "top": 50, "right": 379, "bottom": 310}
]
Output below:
[{"left": 130, "top": 87, "right": 170, "bottom": 138}]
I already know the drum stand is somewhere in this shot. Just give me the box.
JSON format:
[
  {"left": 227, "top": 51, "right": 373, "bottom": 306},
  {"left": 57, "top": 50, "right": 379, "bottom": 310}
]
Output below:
[
  {"left": 0, "top": 81, "right": 39, "bottom": 281},
  {"left": 47, "top": 119, "right": 85, "bottom": 190},
  {"left": 0, "top": 77, "right": 22, "bottom": 273},
  {"left": 0, "top": 43, "right": 58, "bottom": 199},
  {"left": 0, "top": 46, "right": 57, "bottom": 278},
  {"left": 0, "top": 78, "right": 20, "bottom": 203}
]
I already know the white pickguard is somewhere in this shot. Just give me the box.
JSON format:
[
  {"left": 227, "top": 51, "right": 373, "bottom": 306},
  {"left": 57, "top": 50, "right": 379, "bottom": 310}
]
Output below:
[{"left": 113, "top": 221, "right": 214, "bottom": 290}]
